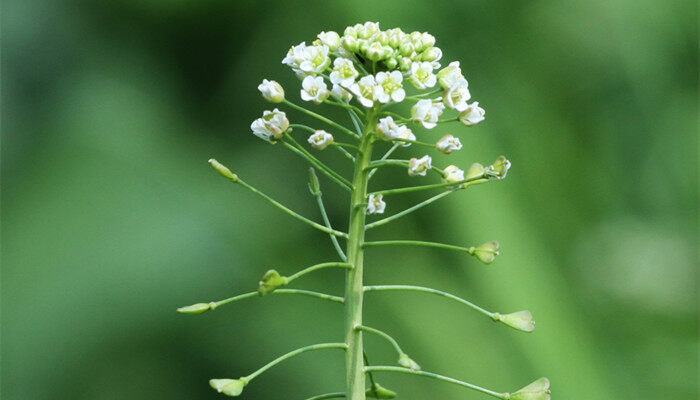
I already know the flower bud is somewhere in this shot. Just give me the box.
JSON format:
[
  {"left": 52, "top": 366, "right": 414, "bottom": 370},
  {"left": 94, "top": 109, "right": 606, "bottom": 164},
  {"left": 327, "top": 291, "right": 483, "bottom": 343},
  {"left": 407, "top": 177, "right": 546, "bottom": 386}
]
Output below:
[
  {"left": 486, "top": 155, "right": 511, "bottom": 179},
  {"left": 435, "top": 134, "right": 463, "bottom": 154},
  {"left": 366, "top": 41, "right": 388, "bottom": 61},
  {"left": 258, "top": 269, "right": 288, "bottom": 296},
  {"left": 421, "top": 32, "right": 436, "bottom": 49},
  {"left": 442, "top": 165, "right": 466, "bottom": 190},
  {"left": 344, "top": 26, "right": 358, "bottom": 38},
  {"left": 177, "top": 302, "right": 215, "bottom": 314},
  {"left": 397, "top": 353, "right": 421, "bottom": 371},
  {"left": 376, "top": 32, "right": 389, "bottom": 45},
  {"left": 421, "top": 47, "right": 442, "bottom": 62},
  {"left": 398, "top": 57, "right": 413, "bottom": 71},
  {"left": 208, "top": 159, "right": 238, "bottom": 181},
  {"left": 388, "top": 32, "right": 402, "bottom": 48},
  {"left": 257, "top": 79, "right": 285, "bottom": 103},
  {"left": 494, "top": 310, "right": 536, "bottom": 333},
  {"left": 209, "top": 378, "right": 247, "bottom": 397},
  {"left": 307, "top": 130, "right": 334, "bottom": 150},
  {"left": 437, "top": 61, "right": 464, "bottom": 90},
  {"left": 385, "top": 57, "right": 398, "bottom": 70},
  {"left": 318, "top": 31, "right": 341, "bottom": 51},
  {"left": 409, "top": 31, "right": 422, "bottom": 44},
  {"left": 366, "top": 382, "right": 398, "bottom": 399},
  {"left": 509, "top": 377, "right": 550, "bottom": 400},
  {"left": 468, "top": 240, "right": 500, "bottom": 264},
  {"left": 360, "top": 21, "right": 380, "bottom": 39},
  {"left": 408, "top": 155, "right": 432, "bottom": 177},
  {"left": 342, "top": 35, "right": 359, "bottom": 53},
  {"left": 399, "top": 42, "right": 414, "bottom": 57},
  {"left": 458, "top": 101, "right": 486, "bottom": 126},
  {"left": 308, "top": 167, "right": 321, "bottom": 195}
]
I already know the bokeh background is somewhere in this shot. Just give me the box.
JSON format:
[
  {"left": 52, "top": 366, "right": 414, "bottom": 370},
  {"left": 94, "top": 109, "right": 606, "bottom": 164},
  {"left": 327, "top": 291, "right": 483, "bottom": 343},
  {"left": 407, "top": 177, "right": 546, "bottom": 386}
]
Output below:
[{"left": 3, "top": 1, "right": 698, "bottom": 399}]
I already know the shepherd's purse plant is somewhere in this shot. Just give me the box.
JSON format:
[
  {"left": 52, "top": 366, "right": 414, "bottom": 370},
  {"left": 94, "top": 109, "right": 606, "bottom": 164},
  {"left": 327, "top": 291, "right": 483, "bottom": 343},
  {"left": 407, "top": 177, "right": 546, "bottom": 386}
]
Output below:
[{"left": 178, "top": 21, "right": 551, "bottom": 400}]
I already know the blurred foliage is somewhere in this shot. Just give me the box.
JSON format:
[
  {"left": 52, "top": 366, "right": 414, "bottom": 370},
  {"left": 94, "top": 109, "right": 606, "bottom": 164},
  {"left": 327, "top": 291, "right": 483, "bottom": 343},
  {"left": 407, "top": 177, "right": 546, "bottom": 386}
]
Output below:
[{"left": 2, "top": 0, "right": 698, "bottom": 399}]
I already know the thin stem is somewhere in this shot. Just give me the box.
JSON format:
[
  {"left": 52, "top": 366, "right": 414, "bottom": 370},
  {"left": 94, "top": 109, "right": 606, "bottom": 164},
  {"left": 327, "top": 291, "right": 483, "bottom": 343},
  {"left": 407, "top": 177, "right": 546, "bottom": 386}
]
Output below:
[
  {"left": 236, "top": 178, "right": 348, "bottom": 238},
  {"left": 390, "top": 137, "right": 435, "bottom": 149},
  {"left": 363, "top": 353, "right": 378, "bottom": 392},
  {"left": 409, "top": 88, "right": 442, "bottom": 98},
  {"left": 365, "top": 159, "right": 446, "bottom": 177},
  {"left": 379, "top": 111, "right": 410, "bottom": 122},
  {"left": 290, "top": 123, "right": 317, "bottom": 133},
  {"left": 363, "top": 285, "right": 494, "bottom": 319},
  {"left": 363, "top": 240, "right": 472, "bottom": 254},
  {"left": 245, "top": 343, "right": 347, "bottom": 381},
  {"left": 438, "top": 117, "right": 459, "bottom": 124},
  {"left": 325, "top": 100, "right": 366, "bottom": 116},
  {"left": 367, "top": 143, "right": 401, "bottom": 180},
  {"left": 333, "top": 144, "right": 356, "bottom": 161},
  {"left": 365, "top": 191, "right": 452, "bottom": 230},
  {"left": 212, "top": 288, "right": 344, "bottom": 309},
  {"left": 284, "top": 99, "right": 360, "bottom": 139},
  {"left": 347, "top": 110, "right": 364, "bottom": 137},
  {"left": 283, "top": 142, "right": 353, "bottom": 192},
  {"left": 363, "top": 366, "right": 506, "bottom": 399},
  {"left": 370, "top": 173, "right": 487, "bottom": 196},
  {"left": 285, "top": 134, "right": 353, "bottom": 188},
  {"left": 304, "top": 393, "right": 346, "bottom": 400},
  {"left": 333, "top": 142, "right": 361, "bottom": 150},
  {"left": 311, "top": 185, "right": 348, "bottom": 261},
  {"left": 355, "top": 325, "right": 404, "bottom": 355},
  {"left": 287, "top": 262, "right": 353, "bottom": 283}
]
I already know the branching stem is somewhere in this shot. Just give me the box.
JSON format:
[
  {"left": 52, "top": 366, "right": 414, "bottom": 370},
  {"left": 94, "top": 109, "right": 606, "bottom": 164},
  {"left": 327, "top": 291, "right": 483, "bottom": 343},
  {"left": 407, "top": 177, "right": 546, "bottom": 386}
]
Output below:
[
  {"left": 363, "top": 285, "right": 494, "bottom": 319},
  {"left": 365, "top": 191, "right": 452, "bottom": 230},
  {"left": 355, "top": 325, "right": 404, "bottom": 355},
  {"left": 287, "top": 262, "right": 353, "bottom": 283},
  {"left": 212, "top": 289, "right": 344, "bottom": 309},
  {"left": 284, "top": 100, "right": 360, "bottom": 139},
  {"left": 245, "top": 343, "right": 347, "bottom": 381}
]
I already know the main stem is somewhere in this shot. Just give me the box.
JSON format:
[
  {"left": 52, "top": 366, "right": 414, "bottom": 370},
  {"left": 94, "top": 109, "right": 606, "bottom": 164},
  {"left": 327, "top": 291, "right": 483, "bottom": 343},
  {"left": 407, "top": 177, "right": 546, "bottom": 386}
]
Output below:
[{"left": 344, "top": 107, "right": 377, "bottom": 400}]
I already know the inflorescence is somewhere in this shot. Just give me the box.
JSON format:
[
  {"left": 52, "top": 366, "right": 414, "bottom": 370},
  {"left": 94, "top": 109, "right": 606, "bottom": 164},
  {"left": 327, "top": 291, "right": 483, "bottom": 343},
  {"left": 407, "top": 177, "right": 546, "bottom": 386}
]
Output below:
[{"left": 179, "top": 21, "right": 550, "bottom": 400}]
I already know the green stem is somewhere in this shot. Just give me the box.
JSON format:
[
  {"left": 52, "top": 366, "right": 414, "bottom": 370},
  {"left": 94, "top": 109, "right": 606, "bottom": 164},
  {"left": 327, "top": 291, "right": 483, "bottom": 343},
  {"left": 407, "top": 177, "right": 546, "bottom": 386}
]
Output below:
[
  {"left": 367, "top": 143, "right": 401, "bottom": 180},
  {"left": 409, "top": 88, "right": 442, "bottom": 98},
  {"left": 284, "top": 134, "right": 354, "bottom": 188},
  {"left": 333, "top": 144, "right": 356, "bottom": 161},
  {"left": 325, "top": 100, "right": 366, "bottom": 116},
  {"left": 245, "top": 343, "right": 347, "bottom": 381},
  {"left": 370, "top": 173, "right": 487, "bottom": 196},
  {"left": 290, "top": 123, "right": 317, "bottom": 133},
  {"left": 379, "top": 111, "right": 410, "bottom": 122},
  {"left": 212, "top": 289, "right": 345, "bottom": 309},
  {"left": 284, "top": 99, "right": 360, "bottom": 139},
  {"left": 390, "top": 137, "right": 435, "bottom": 149},
  {"left": 362, "top": 240, "right": 472, "bottom": 254},
  {"left": 344, "top": 107, "right": 379, "bottom": 400},
  {"left": 283, "top": 142, "right": 352, "bottom": 192},
  {"left": 355, "top": 325, "right": 404, "bottom": 355},
  {"left": 438, "top": 117, "right": 459, "bottom": 124},
  {"left": 287, "top": 262, "right": 353, "bottom": 283},
  {"left": 235, "top": 179, "right": 348, "bottom": 238},
  {"left": 363, "top": 366, "right": 506, "bottom": 399},
  {"left": 365, "top": 191, "right": 452, "bottom": 230},
  {"left": 363, "top": 285, "right": 494, "bottom": 318},
  {"left": 304, "top": 393, "right": 346, "bottom": 400},
  {"left": 312, "top": 186, "right": 348, "bottom": 261}
]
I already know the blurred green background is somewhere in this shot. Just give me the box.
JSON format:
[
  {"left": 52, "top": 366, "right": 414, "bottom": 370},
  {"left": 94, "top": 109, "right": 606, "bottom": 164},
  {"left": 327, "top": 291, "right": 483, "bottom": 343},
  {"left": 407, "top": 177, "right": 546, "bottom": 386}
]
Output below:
[{"left": 3, "top": 0, "right": 698, "bottom": 399}]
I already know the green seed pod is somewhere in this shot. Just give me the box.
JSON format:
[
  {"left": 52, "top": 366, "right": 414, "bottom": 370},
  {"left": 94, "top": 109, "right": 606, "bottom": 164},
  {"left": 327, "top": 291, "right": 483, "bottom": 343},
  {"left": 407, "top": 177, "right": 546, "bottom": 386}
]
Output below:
[
  {"left": 258, "top": 269, "right": 288, "bottom": 296},
  {"left": 397, "top": 353, "right": 421, "bottom": 371},
  {"left": 465, "top": 162, "right": 489, "bottom": 187},
  {"left": 176, "top": 302, "right": 213, "bottom": 314},
  {"left": 366, "top": 382, "right": 398, "bottom": 399},
  {"left": 208, "top": 159, "right": 238, "bottom": 181},
  {"left": 468, "top": 240, "right": 500, "bottom": 264},
  {"left": 495, "top": 310, "right": 536, "bottom": 333},
  {"left": 487, "top": 155, "right": 511, "bottom": 180},
  {"left": 209, "top": 378, "right": 247, "bottom": 397},
  {"left": 308, "top": 167, "right": 321, "bottom": 196},
  {"left": 509, "top": 377, "right": 550, "bottom": 400}
]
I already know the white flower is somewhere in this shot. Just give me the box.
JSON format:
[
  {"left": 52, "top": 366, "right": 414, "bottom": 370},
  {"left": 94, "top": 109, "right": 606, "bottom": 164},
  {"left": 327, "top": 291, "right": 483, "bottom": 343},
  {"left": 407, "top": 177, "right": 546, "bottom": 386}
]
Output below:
[
  {"left": 396, "top": 126, "right": 416, "bottom": 147},
  {"left": 350, "top": 75, "right": 379, "bottom": 108},
  {"left": 318, "top": 31, "right": 341, "bottom": 51},
  {"left": 300, "top": 76, "right": 330, "bottom": 104},
  {"left": 375, "top": 116, "right": 401, "bottom": 141},
  {"left": 282, "top": 42, "right": 308, "bottom": 71},
  {"left": 331, "top": 84, "right": 353, "bottom": 102},
  {"left": 435, "top": 134, "right": 463, "bottom": 154},
  {"left": 411, "top": 99, "right": 445, "bottom": 129},
  {"left": 437, "top": 61, "right": 463, "bottom": 90},
  {"left": 443, "top": 79, "right": 471, "bottom": 111},
  {"left": 443, "top": 165, "right": 466, "bottom": 189},
  {"left": 409, "top": 62, "right": 437, "bottom": 89},
  {"left": 366, "top": 194, "right": 386, "bottom": 215},
  {"left": 366, "top": 41, "right": 390, "bottom": 61},
  {"left": 375, "top": 71, "right": 406, "bottom": 103},
  {"left": 408, "top": 155, "right": 432, "bottom": 176},
  {"left": 257, "top": 79, "right": 285, "bottom": 103},
  {"left": 359, "top": 21, "right": 380, "bottom": 39},
  {"left": 485, "top": 155, "right": 511, "bottom": 179},
  {"left": 421, "top": 46, "right": 442, "bottom": 63},
  {"left": 307, "top": 130, "right": 334, "bottom": 150},
  {"left": 250, "top": 109, "right": 289, "bottom": 143},
  {"left": 329, "top": 57, "right": 359, "bottom": 88},
  {"left": 459, "top": 101, "right": 485, "bottom": 126},
  {"left": 283, "top": 42, "right": 331, "bottom": 76}
]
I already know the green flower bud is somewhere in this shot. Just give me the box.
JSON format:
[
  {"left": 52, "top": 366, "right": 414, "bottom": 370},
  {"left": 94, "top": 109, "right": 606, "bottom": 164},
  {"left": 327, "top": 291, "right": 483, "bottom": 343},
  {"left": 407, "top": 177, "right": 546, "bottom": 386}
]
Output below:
[
  {"left": 465, "top": 162, "right": 489, "bottom": 186},
  {"left": 344, "top": 26, "right": 358, "bottom": 38},
  {"left": 376, "top": 32, "right": 389, "bottom": 45},
  {"left": 486, "top": 155, "right": 511, "bottom": 180},
  {"left": 409, "top": 31, "right": 422, "bottom": 43},
  {"left": 388, "top": 32, "right": 402, "bottom": 48},
  {"left": 397, "top": 353, "right": 421, "bottom": 371},
  {"left": 509, "top": 377, "right": 550, "bottom": 400},
  {"left": 468, "top": 240, "right": 500, "bottom": 264},
  {"left": 385, "top": 57, "right": 398, "bottom": 70},
  {"left": 308, "top": 167, "right": 321, "bottom": 196},
  {"left": 366, "top": 382, "right": 398, "bottom": 399},
  {"left": 494, "top": 310, "right": 536, "bottom": 333},
  {"left": 399, "top": 42, "right": 414, "bottom": 57},
  {"left": 421, "top": 47, "right": 442, "bottom": 62},
  {"left": 258, "top": 269, "right": 288, "bottom": 296},
  {"left": 399, "top": 57, "right": 413, "bottom": 71},
  {"left": 208, "top": 159, "right": 238, "bottom": 181},
  {"left": 209, "top": 378, "right": 248, "bottom": 397},
  {"left": 366, "top": 41, "right": 388, "bottom": 61},
  {"left": 342, "top": 35, "right": 359, "bottom": 53},
  {"left": 177, "top": 302, "right": 215, "bottom": 314},
  {"left": 421, "top": 32, "right": 436, "bottom": 49}
]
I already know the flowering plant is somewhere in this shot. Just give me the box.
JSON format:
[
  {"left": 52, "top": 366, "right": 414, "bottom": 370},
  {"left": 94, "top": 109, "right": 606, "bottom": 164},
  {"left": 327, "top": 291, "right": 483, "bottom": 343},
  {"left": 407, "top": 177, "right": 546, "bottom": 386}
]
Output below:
[{"left": 179, "top": 21, "right": 550, "bottom": 400}]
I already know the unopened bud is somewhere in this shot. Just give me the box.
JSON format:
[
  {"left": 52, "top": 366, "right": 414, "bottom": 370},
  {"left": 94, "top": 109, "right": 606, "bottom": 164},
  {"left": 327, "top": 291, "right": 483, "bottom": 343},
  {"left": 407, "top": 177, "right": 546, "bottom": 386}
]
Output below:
[
  {"left": 509, "top": 377, "right": 550, "bottom": 400},
  {"left": 258, "top": 269, "right": 288, "bottom": 296},
  {"left": 177, "top": 302, "right": 215, "bottom": 314},
  {"left": 468, "top": 240, "right": 500, "bottom": 264},
  {"left": 308, "top": 167, "right": 321, "bottom": 196},
  {"left": 397, "top": 353, "right": 421, "bottom": 371},
  {"left": 385, "top": 57, "right": 398, "bottom": 70},
  {"left": 209, "top": 378, "right": 248, "bottom": 397},
  {"left": 208, "top": 159, "right": 238, "bottom": 181},
  {"left": 342, "top": 35, "right": 359, "bottom": 53},
  {"left": 494, "top": 310, "right": 536, "bottom": 333},
  {"left": 421, "top": 47, "right": 442, "bottom": 62}
]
